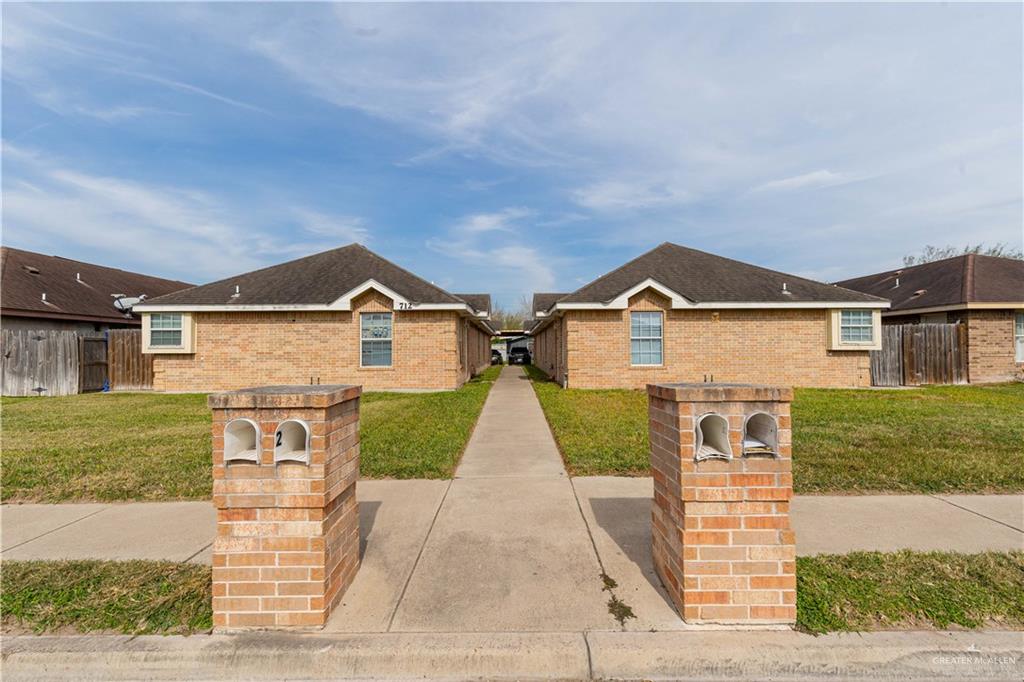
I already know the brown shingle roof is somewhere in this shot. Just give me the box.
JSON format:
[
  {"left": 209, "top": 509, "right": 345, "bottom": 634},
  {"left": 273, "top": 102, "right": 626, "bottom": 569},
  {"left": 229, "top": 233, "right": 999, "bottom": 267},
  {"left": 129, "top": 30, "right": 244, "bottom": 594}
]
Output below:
[
  {"left": 454, "top": 293, "right": 491, "bottom": 315},
  {"left": 835, "top": 254, "right": 1024, "bottom": 312},
  {"left": 0, "top": 247, "right": 191, "bottom": 324},
  {"left": 558, "top": 243, "right": 885, "bottom": 305},
  {"left": 532, "top": 293, "right": 568, "bottom": 315},
  {"left": 145, "top": 244, "right": 465, "bottom": 307}
]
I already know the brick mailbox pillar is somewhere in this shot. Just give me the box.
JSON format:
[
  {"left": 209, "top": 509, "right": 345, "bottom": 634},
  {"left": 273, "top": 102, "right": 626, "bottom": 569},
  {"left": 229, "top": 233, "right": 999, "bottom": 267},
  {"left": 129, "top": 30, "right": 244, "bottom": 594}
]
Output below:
[
  {"left": 208, "top": 385, "right": 361, "bottom": 630},
  {"left": 648, "top": 383, "right": 796, "bottom": 626}
]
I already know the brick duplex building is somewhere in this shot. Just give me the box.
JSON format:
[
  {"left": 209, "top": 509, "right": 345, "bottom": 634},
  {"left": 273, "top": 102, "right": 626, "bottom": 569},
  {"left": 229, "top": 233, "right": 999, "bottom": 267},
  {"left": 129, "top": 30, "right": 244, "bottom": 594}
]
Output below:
[
  {"left": 837, "top": 254, "right": 1024, "bottom": 383},
  {"left": 529, "top": 243, "right": 889, "bottom": 389},
  {"left": 135, "top": 244, "right": 495, "bottom": 392}
]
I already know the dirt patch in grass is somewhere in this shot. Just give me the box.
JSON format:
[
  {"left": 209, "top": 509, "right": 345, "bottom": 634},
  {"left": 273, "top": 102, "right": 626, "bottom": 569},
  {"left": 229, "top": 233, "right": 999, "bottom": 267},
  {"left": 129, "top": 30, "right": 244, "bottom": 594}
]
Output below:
[
  {"left": 796, "top": 551, "right": 1024, "bottom": 634},
  {"left": 1, "top": 560, "right": 212, "bottom": 635},
  {"left": 524, "top": 369, "right": 1024, "bottom": 493}
]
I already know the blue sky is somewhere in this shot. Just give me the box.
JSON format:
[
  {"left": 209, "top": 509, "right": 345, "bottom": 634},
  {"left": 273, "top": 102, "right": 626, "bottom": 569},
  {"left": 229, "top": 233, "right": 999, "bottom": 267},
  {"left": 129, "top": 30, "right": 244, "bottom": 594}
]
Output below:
[{"left": 3, "top": 3, "right": 1022, "bottom": 308}]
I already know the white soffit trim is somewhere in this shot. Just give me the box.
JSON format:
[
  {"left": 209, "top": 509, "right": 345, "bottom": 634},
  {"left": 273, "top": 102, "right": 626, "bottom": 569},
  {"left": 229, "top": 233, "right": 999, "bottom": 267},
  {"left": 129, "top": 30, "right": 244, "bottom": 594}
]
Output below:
[
  {"left": 882, "top": 302, "right": 1024, "bottom": 316},
  {"left": 549, "top": 278, "right": 888, "bottom": 311},
  {"left": 135, "top": 279, "right": 477, "bottom": 314}
]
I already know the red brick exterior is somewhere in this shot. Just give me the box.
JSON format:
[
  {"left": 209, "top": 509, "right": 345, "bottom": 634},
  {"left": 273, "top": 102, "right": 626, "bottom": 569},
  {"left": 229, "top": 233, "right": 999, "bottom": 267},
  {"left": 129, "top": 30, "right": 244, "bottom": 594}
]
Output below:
[
  {"left": 154, "top": 290, "right": 492, "bottom": 392},
  {"left": 210, "top": 385, "right": 361, "bottom": 630},
  {"left": 964, "top": 310, "right": 1023, "bottom": 383},
  {"left": 648, "top": 383, "right": 796, "bottom": 625},
  {"left": 533, "top": 289, "right": 870, "bottom": 389}
]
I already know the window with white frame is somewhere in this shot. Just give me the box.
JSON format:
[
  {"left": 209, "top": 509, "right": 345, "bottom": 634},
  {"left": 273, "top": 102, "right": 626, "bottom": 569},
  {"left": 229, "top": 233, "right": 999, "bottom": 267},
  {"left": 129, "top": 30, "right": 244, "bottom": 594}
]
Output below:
[
  {"left": 839, "top": 310, "right": 874, "bottom": 343},
  {"left": 630, "top": 311, "right": 663, "bottom": 365},
  {"left": 1015, "top": 312, "right": 1024, "bottom": 363},
  {"left": 149, "top": 313, "right": 183, "bottom": 347},
  {"left": 361, "top": 312, "right": 393, "bottom": 367}
]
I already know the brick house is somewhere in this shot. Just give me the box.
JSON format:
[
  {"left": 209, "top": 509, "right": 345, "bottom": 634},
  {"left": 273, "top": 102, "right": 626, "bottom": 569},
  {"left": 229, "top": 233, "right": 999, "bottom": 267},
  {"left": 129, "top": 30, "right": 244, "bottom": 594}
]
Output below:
[
  {"left": 529, "top": 243, "right": 889, "bottom": 389},
  {"left": 837, "top": 255, "right": 1024, "bottom": 383},
  {"left": 135, "top": 244, "right": 495, "bottom": 391}
]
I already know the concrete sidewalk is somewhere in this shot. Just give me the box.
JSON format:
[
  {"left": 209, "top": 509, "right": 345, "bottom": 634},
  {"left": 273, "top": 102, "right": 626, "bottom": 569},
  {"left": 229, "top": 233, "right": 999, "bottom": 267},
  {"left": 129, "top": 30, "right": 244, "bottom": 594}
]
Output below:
[{"left": 4, "top": 630, "right": 1022, "bottom": 681}]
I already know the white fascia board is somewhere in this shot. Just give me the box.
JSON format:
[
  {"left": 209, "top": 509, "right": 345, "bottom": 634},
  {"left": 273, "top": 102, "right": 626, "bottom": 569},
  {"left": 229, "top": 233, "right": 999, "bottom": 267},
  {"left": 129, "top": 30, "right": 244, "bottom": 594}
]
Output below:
[
  {"left": 328, "top": 279, "right": 409, "bottom": 310},
  {"left": 134, "top": 303, "right": 333, "bottom": 312},
  {"left": 137, "top": 279, "right": 475, "bottom": 314},
  {"left": 882, "top": 302, "right": 1023, "bottom": 316}
]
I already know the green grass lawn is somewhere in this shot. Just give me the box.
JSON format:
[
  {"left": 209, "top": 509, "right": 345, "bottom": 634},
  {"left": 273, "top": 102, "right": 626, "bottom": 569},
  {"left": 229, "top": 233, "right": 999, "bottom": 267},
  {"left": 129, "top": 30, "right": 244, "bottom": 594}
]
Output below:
[
  {"left": 1, "top": 560, "right": 212, "bottom": 635},
  {"left": 525, "top": 366, "right": 1024, "bottom": 493},
  {"left": 1, "top": 366, "right": 501, "bottom": 502},
  {"left": 4, "top": 551, "right": 1020, "bottom": 635},
  {"left": 359, "top": 365, "right": 500, "bottom": 479},
  {"left": 797, "top": 551, "right": 1024, "bottom": 634}
]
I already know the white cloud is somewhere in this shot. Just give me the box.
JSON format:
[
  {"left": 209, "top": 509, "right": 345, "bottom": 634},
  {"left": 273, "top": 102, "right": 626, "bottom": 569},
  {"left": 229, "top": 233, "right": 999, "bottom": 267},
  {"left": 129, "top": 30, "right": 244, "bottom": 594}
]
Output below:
[
  {"left": 1, "top": 144, "right": 368, "bottom": 282},
  {"left": 572, "top": 179, "right": 692, "bottom": 212},
  {"left": 751, "top": 169, "right": 847, "bottom": 194},
  {"left": 295, "top": 209, "right": 370, "bottom": 243},
  {"left": 426, "top": 207, "right": 557, "bottom": 302},
  {"left": 451, "top": 207, "right": 531, "bottom": 234}
]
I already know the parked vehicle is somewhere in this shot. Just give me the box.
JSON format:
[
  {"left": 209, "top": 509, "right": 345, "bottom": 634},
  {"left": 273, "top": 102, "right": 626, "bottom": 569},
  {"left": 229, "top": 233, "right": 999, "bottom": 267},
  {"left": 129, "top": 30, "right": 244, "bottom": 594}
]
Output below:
[
  {"left": 508, "top": 347, "right": 531, "bottom": 365},
  {"left": 491, "top": 349, "right": 503, "bottom": 365}
]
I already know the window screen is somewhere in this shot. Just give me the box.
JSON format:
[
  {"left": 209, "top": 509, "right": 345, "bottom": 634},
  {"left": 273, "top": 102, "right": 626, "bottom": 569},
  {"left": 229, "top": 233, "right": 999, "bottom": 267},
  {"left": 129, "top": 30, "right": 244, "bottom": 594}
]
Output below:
[
  {"left": 150, "top": 313, "right": 183, "bottom": 347},
  {"left": 840, "top": 310, "right": 874, "bottom": 343},
  {"left": 361, "top": 313, "right": 393, "bottom": 367},
  {"left": 630, "top": 311, "right": 663, "bottom": 365}
]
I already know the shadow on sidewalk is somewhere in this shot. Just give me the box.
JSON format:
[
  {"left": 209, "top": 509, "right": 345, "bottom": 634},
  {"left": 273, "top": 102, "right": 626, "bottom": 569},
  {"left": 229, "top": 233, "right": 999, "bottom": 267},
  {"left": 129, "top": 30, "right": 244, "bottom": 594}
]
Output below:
[
  {"left": 359, "top": 500, "right": 382, "bottom": 559},
  {"left": 588, "top": 497, "right": 675, "bottom": 610}
]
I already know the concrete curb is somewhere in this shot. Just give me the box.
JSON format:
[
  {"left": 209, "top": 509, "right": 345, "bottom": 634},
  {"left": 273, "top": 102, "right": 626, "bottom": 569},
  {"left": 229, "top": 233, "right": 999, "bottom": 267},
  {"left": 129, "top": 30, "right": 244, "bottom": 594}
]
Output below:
[
  {"left": 3, "top": 630, "right": 1021, "bottom": 681},
  {"left": 0, "top": 632, "right": 590, "bottom": 681}
]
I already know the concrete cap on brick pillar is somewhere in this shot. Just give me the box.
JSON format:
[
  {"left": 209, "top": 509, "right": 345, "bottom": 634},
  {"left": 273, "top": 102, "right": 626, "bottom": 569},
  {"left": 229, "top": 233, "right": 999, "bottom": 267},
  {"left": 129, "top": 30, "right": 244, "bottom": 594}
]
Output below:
[
  {"left": 208, "top": 385, "right": 362, "bottom": 410},
  {"left": 647, "top": 383, "right": 793, "bottom": 403}
]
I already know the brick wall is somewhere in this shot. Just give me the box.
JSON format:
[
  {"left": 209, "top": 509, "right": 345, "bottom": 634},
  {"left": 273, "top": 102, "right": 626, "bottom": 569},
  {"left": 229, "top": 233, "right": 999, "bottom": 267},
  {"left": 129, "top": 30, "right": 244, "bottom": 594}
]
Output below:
[
  {"left": 154, "top": 291, "right": 492, "bottom": 392},
  {"left": 537, "top": 289, "right": 870, "bottom": 389},
  {"left": 649, "top": 383, "right": 796, "bottom": 625},
  {"left": 965, "top": 309, "right": 1023, "bottom": 383},
  {"left": 210, "top": 385, "right": 361, "bottom": 630},
  {"left": 532, "top": 316, "right": 566, "bottom": 385},
  {"left": 459, "top": 317, "right": 492, "bottom": 384}
]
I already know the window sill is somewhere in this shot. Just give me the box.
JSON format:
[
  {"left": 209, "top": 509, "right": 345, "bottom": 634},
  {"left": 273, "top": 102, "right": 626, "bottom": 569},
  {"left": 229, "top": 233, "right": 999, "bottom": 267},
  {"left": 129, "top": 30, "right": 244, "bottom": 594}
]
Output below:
[{"left": 358, "top": 366, "right": 396, "bottom": 371}]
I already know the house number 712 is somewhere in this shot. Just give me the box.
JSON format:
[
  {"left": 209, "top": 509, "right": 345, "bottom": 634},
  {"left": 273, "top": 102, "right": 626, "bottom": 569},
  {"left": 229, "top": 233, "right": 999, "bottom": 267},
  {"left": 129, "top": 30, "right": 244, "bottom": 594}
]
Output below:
[{"left": 397, "top": 302, "right": 416, "bottom": 310}]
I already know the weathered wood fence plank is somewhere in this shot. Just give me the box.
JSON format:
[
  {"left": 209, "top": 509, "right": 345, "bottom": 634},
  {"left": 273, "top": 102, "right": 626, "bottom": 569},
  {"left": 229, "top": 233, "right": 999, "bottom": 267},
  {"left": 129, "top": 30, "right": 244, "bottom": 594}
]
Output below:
[
  {"left": 1, "top": 329, "right": 80, "bottom": 396},
  {"left": 870, "top": 322, "right": 967, "bottom": 387},
  {"left": 108, "top": 329, "right": 153, "bottom": 390}
]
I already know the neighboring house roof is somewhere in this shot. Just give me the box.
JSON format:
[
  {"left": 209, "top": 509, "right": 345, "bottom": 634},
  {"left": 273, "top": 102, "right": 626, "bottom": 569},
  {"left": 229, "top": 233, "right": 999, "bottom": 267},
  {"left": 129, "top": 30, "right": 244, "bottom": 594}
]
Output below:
[
  {"left": 835, "top": 254, "right": 1024, "bottom": 314},
  {"left": 0, "top": 246, "right": 191, "bottom": 325},
  {"left": 532, "top": 293, "right": 568, "bottom": 316},
  {"left": 141, "top": 244, "right": 465, "bottom": 308},
  {"left": 454, "top": 293, "right": 491, "bottom": 315},
  {"left": 534, "top": 243, "right": 885, "bottom": 318}
]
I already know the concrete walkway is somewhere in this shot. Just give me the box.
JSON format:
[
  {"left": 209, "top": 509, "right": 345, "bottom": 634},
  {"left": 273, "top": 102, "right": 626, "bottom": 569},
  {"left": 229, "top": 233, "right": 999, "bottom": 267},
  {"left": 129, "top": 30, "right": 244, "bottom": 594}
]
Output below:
[{"left": 2, "top": 366, "right": 1022, "bottom": 633}]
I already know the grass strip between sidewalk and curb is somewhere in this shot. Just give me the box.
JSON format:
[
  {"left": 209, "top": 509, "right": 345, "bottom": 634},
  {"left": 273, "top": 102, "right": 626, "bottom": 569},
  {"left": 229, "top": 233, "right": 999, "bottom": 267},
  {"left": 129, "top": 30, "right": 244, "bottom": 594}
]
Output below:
[
  {"left": 3, "top": 551, "right": 1021, "bottom": 635},
  {"left": 796, "top": 550, "right": 1024, "bottom": 634},
  {"left": 1, "top": 365, "right": 502, "bottom": 502},
  {"left": 1, "top": 560, "right": 212, "bottom": 635},
  {"left": 523, "top": 366, "right": 1024, "bottom": 494}
]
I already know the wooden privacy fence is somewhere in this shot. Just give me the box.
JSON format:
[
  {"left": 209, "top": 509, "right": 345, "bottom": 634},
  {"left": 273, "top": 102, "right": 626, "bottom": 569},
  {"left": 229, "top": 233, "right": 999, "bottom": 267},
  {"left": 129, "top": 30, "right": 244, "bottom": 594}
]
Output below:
[
  {"left": 79, "top": 336, "right": 108, "bottom": 392},
  {"left": 2, "top": 328, "right": 153, "bottom": 396},
  {"left": 870, "top": 323, "right": 968, "bottom": 387},
  {"left": 2, "top": 329, "right": 82, "bottom": 396},
  {"left": 108, "top": 329, "right": 154, "bottom": 391}
]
